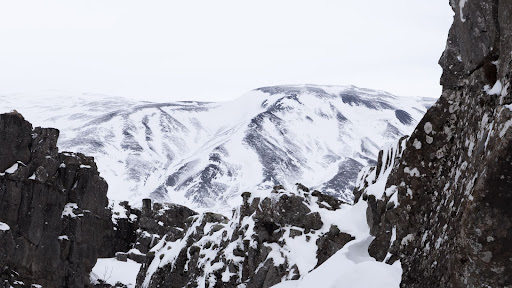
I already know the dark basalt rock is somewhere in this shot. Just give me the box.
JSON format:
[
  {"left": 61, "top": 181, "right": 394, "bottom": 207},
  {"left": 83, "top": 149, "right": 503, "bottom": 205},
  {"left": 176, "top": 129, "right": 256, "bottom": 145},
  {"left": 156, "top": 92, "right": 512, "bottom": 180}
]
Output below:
[
  {"left": 311, "top": 189, "right": 344, "bottom": 210},
  {"left": 394, "top": 109, "right": 414, "bottom": 125},
  {"left": 0, "top": 112, "right": 113, "bottom": 287},
  {"left": 341, "top": 93, "right": 395, "bottom": 110},
  {"left": 315, "top": 225, "right": 354, "bottom": 267},
  {"left": 362, "top": 1, "right": 512, "bottom": 287},
  {"left": 0, "top": 111, "right": 32, "bottom": 172},
  {"left": 134, "top": 200, "right": 198, "bottom": 255}
]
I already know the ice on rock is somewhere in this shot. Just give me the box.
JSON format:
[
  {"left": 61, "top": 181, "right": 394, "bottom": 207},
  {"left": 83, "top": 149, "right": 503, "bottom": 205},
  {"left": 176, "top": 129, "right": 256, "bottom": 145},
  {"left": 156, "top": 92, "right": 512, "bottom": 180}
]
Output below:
[{"left": 61, "top": 203, "right": 83, "bottom": 218}]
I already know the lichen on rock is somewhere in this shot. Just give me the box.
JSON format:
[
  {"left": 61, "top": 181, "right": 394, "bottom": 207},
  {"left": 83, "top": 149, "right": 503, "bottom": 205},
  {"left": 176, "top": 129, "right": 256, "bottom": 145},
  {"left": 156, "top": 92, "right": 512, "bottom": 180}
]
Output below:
[{"left": 358, "top": 0, "right": 512, "bottom": 287}]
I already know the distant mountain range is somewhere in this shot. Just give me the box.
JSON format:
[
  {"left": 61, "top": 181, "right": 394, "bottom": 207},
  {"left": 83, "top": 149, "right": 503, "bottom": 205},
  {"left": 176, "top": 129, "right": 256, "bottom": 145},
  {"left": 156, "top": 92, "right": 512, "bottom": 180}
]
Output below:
[{"left": 0, "top": 85, "right": 434, "bottom": 211}]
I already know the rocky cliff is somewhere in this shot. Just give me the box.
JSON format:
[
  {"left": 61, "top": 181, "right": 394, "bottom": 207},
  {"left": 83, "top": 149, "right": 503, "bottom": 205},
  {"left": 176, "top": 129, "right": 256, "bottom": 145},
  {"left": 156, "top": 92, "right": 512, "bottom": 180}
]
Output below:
[
  {"left": 359, "top": 0, "right": 512, "bottom": 287},
  {"left": 0, "top": 112, "right": 114, "bottom": 287}
]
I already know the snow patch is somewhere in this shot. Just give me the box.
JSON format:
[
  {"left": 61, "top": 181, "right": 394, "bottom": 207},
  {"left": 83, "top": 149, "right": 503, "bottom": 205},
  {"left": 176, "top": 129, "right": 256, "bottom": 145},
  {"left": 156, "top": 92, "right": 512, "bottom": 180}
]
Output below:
[
  {"left": 389, "top": 192, "right": 399, "bottom": 207},
  {"left": 90, "top": 258, "right": 141, "bottom": 288},
  {"left": 4, "top": 163, "right": 19, "bottom": 174},
  {"left": 61, "top": 203, "right": 83, "bottom": 218},
  {"left": 273, "top": 250, "right": 402, "bottom": 288},
  {"left": 484, "top": 80, "right": 502, "bottom": 95},
  {"left": 110, "top": 200, "right": 129, "bottom": 224},
  {"left": 404, "top": 167, "right": 420, "bottom": 177},
  {"left": 0, "top": 222, "right": 10, "bottom": 231},
  {"left": 499, "top": 119, "right": 512, "bottom": 138},
  {"left": 401, "top": 234, "right": 415, "bottom": 246},
  {"left": 467, "top": 140, "right": 475, "bottom": 157},
  {"left": 459, "top": 0, "right": 467, "bottom": 22}
]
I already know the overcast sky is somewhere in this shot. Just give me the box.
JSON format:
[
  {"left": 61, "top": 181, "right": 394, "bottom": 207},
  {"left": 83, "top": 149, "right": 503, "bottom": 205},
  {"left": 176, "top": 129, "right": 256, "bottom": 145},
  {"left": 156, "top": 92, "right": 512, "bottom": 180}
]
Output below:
[{"left": 0, "top": 1, "right": 453, "bottom": 102}]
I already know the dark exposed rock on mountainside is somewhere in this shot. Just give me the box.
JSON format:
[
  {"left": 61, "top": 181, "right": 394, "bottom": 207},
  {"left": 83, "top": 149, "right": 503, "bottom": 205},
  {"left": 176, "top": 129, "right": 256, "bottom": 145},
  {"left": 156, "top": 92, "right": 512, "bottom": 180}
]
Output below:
[
  {"left": 357, "top": 0, "right": 512, "bottom": 287},
  {"left": 0, "top": 112, "right": 114, "bottom": 287}
]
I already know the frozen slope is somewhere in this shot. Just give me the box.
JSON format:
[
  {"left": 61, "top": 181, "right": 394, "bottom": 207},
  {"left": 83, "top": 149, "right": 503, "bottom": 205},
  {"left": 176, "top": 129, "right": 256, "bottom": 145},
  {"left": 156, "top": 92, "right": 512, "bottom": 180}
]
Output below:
[
  {"left": 0, "top": 85, "right": 433, "bottom": 211},
  {"left": 271, "top": 201, "right": 402, "bottom": 288}
]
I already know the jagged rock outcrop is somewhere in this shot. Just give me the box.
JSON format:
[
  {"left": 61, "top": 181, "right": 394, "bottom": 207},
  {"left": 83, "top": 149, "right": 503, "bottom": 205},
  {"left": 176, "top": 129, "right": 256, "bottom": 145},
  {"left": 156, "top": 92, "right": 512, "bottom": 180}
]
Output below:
[
  {"left": 108, "top": 200, "right": 142, "bottom": 258},
  {"left": 353, "top": 136, "right": 408, "bottom": 264},
  {"left": 0, "top": 112, "right": 113, "bottom": 287},
  {"left": 359, "top": 1, "right": 512, "bottom": 287},
  {"left": 135, "top": 186, "right": 354, "bottom": 288}
]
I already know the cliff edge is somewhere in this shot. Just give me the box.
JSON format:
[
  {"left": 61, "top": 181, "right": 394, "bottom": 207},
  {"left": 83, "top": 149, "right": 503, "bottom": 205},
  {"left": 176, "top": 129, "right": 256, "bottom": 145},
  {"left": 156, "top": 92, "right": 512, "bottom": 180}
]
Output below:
[
  {"left": 360, "top": 0, "right": 512, "bottom": 287},
  {"left": 0, "top": 111, "right": 113, "bottom": 287}
]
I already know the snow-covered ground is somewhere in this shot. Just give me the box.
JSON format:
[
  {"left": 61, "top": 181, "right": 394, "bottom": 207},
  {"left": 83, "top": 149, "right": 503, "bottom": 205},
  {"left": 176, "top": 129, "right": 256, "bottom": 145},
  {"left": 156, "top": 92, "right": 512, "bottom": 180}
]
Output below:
[
  {"left": 272, "top": 201, "right": 402, "bottom": 288},
  {"left": 90, "top": 258, "right": 141, "bottom": 288}
]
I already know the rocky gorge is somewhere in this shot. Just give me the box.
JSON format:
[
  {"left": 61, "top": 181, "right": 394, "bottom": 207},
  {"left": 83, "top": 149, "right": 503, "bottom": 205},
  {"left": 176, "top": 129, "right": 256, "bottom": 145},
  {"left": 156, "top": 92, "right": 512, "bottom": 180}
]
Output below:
[
  {"left": 1, "top": 0, "right": 512, "bottom": 287},
  {"left": 0, "top": 111, "right": 362, "bottom": 287}
]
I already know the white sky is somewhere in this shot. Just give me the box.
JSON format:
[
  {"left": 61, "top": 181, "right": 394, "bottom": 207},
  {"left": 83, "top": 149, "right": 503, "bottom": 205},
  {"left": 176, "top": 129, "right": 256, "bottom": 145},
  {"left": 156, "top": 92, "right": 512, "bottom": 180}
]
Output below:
[{"left": 0, "top": 1, "right": 453, "bottom": 102}]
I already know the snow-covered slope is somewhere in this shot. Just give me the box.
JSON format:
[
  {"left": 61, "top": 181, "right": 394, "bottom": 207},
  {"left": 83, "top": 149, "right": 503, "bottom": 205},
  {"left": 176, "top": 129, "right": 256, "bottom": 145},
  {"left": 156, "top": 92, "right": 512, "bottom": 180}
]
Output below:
[
  {"left": 270, "top": 137, "right": 408, "bottom": 288},
  {"left": 0, "top": 85, "right": 433, "bottom": 211}
]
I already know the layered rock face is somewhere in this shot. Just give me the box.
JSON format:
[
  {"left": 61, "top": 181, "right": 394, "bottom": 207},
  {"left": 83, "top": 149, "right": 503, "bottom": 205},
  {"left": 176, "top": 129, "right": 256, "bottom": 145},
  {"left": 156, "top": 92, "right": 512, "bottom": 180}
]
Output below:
[
  {"left": 0, "top": 112, "right": 113, "bottom": 287},
  {"left": 135, "top": 186, "right": 352, "bottom": 288},
  {"left": 360, "top": 0, "right": 512, "bottom": 287}
]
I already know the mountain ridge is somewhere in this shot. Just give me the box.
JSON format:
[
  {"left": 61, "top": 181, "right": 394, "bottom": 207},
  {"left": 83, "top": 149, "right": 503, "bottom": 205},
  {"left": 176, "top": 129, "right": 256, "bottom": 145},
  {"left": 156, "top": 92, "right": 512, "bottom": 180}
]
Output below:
[{"left": 0, "top": 85, "right": 434, "bottom": 212}]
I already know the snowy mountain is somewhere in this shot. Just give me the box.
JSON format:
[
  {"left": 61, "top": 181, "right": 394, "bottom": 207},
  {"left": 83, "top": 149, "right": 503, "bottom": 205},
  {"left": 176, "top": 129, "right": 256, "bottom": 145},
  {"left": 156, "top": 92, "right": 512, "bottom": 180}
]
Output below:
[{"left": 0, "top": 85, "right": 433, "bottom": 211}]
